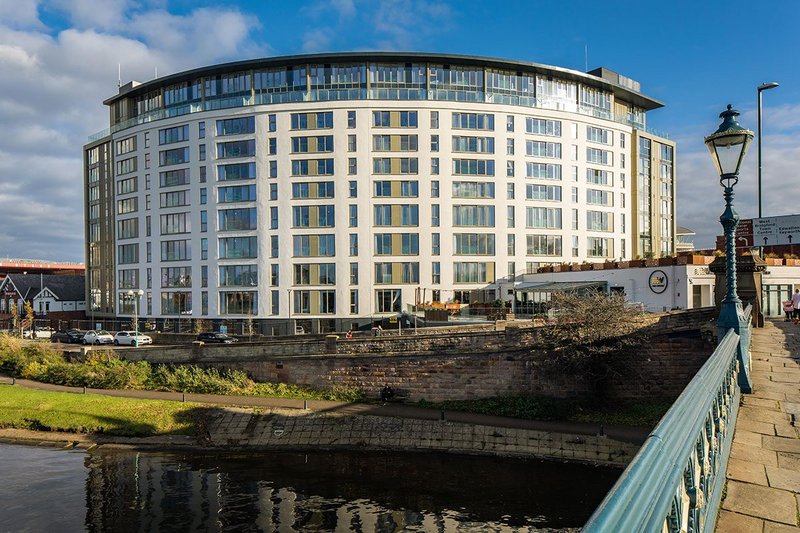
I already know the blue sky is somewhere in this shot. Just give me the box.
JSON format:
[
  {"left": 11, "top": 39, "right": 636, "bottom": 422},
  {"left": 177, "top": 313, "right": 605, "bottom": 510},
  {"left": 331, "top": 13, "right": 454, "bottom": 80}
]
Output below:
[{"left": 1, "top": 0, "right": 799, "bottom": 262}]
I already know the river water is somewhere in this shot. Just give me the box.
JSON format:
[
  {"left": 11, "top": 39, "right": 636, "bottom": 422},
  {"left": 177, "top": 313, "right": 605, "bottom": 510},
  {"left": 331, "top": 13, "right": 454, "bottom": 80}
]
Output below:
[{"left": 0, "top": 442, "right": 620, "bottom": 532}]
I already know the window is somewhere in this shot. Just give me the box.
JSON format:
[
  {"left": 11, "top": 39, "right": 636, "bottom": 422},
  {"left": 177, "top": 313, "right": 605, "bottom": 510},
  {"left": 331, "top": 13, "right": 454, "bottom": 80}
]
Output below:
[
  {"left": 506, "top": 115, "right": 514, "bottom": 132},
  {"left": 349, "top": 205, "right": 358, "bottom": 227},
  {"left": 432, "top": 233, "right": 440, "bottom": 255},
  {"left": 507, "top": 234, "right": 515, "bottom": 255},
  {"left": 452, "top": 205, "right": 495, "bottom": 226},
  {"left": 200, "top": 210, "right": 207, "bottom": 232},
  {"left": 586, "top": 189, "right": 613, "bottom": 206},
  {"left": 291, "top": 158, "right": 334, "bottom": 176},
  {"left": 161, "top": 292, "right": 192, "bottom": 315},
  {"left": 586, "top": 147, "right": 612, "bottom": 165},
  {"left": 452, "top": 159, "right": 494, "bottom": 176},
  {"left": 431, "top": 135, "right": 439, "bottom": 152},
  {"left": 348, "top": 134, "right": 357, "bottom": 152},
  {"left": 348, "top": 158, "right": 357, "bottom": 175},
  {"left": 452, "top": 112, "right": 494, "bottom": 130},
  {"left": 572, "top": 187, "right": 578, "bottom": 203},
  {"left": 350, "top": 290, "right": 359, "bottom": 314},
  {"left": 525, "top": 207, "right": 561, "bottom": 228},
  {"left": 376, "top": 289, "right": 401, "bottom": 313},
  {"left": 291, "top": 135, "right": 334, "bottom": 153},
  {"left": 432, "top": 262, "right": 441, "bottom": 284},
  {"left": 271, "top": 264, "right": 279, "bottom": 286},
  {"left": 199, "top": 144, "right": 206, "bottom": 161},
  {"left": 349, "top": 234, "right": 358, "bottom": 256},
  {"left": 291, "top": 112, "right": 333, "bottom": 130},
  {"left": 347, "top": 110, "right": 356, "bottom": 128},
  {"left": 431, "top": 157, "right": 439, "bottom": 175},
  {"left": 572, "top": 209, "right": 579, "bottom": 230},
  {"left": 117, "top": 177, "right": 137, "bottom": 195},
  {"left": 507, "top": 138, "right": 514, "bottom": 155},
  {"left": 216, "top": 117, "right": 255, "bottom": 136},
  {"left": 201, "top": 238, "right": 208, "bottom": 260},
  {"left": 117, "top": 197, "right": 138, "bottom": 214},
  {"left": 268, "top": 138, "right": 277, "bottom": 155},
  {"left": 431, "top": 180, "right": 439, "bottom": 198},
  {"left": 160, "top": 239, "right": 190, "bottom": 261},
  {"left": 507, "top": 183, "right": 515, "bottom": 200},
  {"left": 217, "top": 140, "right": 256, "bottom": 159},
  {"left": 453, "top": 262, "right": 490, "bottom": 283},
  {"left": 454, "top": 234, "right": 495, "bottom": 255},
  {"left": 161, "top": 266, "right": 192, "bottom": 288},
  {"left": 507, "top": 160, "right": 515, "bottom": 177},
  {"left": 217, "top": 162, "right": 256, "bottom": 181},
  {"left": 159, "top": 125, "right": 189, "bottom": 145},
  {"left": 271, "top": 290, "right": 279, "bottom": 315},
  {"left": 271, "top": 235, "right": 279, "bottom": 258},
  {"left": 219, "top": 265, "right": 256, "bottom": 287},
  {"left": 526, "top": 162, "right": 562, "bottom": 180},
  {"left": 198, "top": 122, "right": 205, "bottom": 139},
  {"left": 431, "top": 111, "right": 439, "bottom": 128},
  {"left": 220, "top": 291, "right": 257, "bottom": 315},
  {"left": 452, "top": 136, "right": 495, "bottom": 154},
  {"left": 350, "top": 263, "right": 359, "bottom": 284},
  {"left": 268, "top": 114, "right": 276, "bottom": 132},
  {"left": 372, "top": 157, "right": 418, "bottom": 174},
  {"left": 199, "top": 187, "right": 207, "bottom": 205},
  {"left": 202, "top": 266, "right": 208, "bottom": 288},
  {"left": 372, "top": 110, "right": 417, "bottom": 127},
  {"left": 526, "top": 235, "right": 562, "bottom": 256},
  {"left": 160, "top": 212, "right": 190, "bottom": 234},
  {"left": 586, "top": 210, "right": 613, "bottom": 231},
  {"left": 525, "top": 118, "right": 561, "bottom": 136},
  {"left": 452, "top": 182, "right": 494, "bottom": 198},
  {"left": 525, "top": 184, "right": 561, "bottom": 201},
  {"left": 526, "top": 141, "right": 561, "bottom": 158},
  {"left": 269, "top": 160, "right": 277, "bottom": 178},
  {"left": 115, "top": 136, "right": 136, "bottom": 154},
  {"left": 159, "top": 190, "right": 188, "bottom": 207},
  {"left": 219, "top": 208, "right": 257, "bottom": 231},
  {"left": 507, "top": 206, "right": 515, "bottom": 228},
  {"left": 118, "top": 269, "right": 139, "bottom": 289},
  {"left": 432, "top": 204, "right": 440, "bottom": 227},
  {"left": 587, "top": 126, "right": 612, "bottom": 144},
  {"left": 270, "top": 206, "right": 278, "bottom": 229},
  {"left": 587, "top": 237, "right": 613, "bottom": 258},
  {"left": 587, "top": 168, "right": 612, "bottom": 186},
  {"left": 159, "top": 147, "right": 190, "bottom": 166}
]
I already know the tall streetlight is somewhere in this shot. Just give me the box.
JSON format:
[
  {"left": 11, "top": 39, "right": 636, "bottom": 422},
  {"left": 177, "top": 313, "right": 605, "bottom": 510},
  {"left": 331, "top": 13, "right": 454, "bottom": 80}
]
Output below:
[
  {"left": 757, "top": 82, "right": 779, "bottom": 219},
  {"left": 127, "top": 289, "right": 144, "bottom": 347},
  {"left": 704, "top": 104, "right": 753, "bottom": 393}
]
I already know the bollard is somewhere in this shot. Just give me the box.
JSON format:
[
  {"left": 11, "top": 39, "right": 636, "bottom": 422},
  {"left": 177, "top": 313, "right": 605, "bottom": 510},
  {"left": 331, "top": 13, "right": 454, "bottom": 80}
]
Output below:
[
  {"left": 182, "top": 393, "right": 186, "bottom": 402},
  {"left": 12, "top": 377, "right": 16, "bottom": 385},
  {"left": 83, "top": 386, "right": 87, "bottom": 394},
  {"left": 303, "top": 399, "right": 308, "bottom": 410}
]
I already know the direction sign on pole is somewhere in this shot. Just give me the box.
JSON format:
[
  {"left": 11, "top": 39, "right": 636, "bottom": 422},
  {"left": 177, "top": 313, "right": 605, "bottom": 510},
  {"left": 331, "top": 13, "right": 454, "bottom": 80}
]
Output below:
[{"left": 753, "top": 214, "right": 800, "bottom": 247}]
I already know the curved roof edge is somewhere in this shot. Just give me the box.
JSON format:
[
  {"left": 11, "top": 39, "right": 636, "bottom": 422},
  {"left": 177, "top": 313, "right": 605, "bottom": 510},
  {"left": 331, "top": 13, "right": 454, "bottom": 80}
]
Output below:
[{"left": 104, "top": 51, "right": 664, "bottom": 110}]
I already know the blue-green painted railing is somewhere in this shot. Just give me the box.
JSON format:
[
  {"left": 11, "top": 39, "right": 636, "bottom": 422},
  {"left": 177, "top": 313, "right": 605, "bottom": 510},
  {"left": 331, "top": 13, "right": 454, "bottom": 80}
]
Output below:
[{"left": 584, "top": 306, "right": 751, "bottom": 533}]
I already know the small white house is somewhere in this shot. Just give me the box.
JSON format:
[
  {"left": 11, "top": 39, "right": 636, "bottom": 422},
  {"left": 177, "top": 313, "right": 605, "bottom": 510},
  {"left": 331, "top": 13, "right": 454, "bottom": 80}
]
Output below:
[{"left": 0, "top": 274, "right": 85, "bottom": 317}]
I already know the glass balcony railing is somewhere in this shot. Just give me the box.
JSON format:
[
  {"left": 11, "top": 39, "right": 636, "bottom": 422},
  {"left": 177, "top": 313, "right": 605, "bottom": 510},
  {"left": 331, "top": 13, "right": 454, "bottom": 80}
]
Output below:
[{"left": 89, "top": 88, "right": 668, "bottom": 140}]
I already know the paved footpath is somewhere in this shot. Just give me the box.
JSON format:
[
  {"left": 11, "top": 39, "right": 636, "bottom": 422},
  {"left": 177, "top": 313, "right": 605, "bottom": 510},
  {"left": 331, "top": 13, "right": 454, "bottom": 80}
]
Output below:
[{"left": 718, "top": 320, "right": 800, "bottom": 532}]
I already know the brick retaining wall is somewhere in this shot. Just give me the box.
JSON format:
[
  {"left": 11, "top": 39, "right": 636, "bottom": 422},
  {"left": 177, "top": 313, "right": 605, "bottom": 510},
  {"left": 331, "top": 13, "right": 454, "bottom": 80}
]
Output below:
[{"left": 118, "top": 308, "right": 717, "bottom": 403}]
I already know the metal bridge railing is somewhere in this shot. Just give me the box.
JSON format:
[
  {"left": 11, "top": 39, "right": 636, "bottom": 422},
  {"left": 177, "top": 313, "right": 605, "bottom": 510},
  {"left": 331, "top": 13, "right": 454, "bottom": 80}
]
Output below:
[{"left": 583, "top": 315, "right": 749, "bottom": 533}]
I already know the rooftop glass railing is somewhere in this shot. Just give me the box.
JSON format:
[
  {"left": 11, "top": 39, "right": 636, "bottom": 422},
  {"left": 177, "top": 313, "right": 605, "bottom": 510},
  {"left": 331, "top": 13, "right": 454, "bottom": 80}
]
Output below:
[{"left": 89, "top": 88, "right": 669, "bottom": 141}]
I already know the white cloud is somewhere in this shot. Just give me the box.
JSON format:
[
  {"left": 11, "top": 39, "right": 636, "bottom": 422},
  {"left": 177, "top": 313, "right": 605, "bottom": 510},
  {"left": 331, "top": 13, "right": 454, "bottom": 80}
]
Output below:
[{"left": 0, "top": 4, "right": 266, "bottom": 262}]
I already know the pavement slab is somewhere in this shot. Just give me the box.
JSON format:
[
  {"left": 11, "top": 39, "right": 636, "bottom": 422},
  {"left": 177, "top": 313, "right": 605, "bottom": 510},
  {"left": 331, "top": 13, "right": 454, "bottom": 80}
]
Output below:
[{"left": 722, "top": 320, "right": 800, "bottom": 530}]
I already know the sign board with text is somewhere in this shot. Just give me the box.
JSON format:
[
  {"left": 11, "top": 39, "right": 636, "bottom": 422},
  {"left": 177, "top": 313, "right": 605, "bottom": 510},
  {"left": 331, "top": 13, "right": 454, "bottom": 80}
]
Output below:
[{"left": 753, "top": 214, "right": 800, "bottom": 247}]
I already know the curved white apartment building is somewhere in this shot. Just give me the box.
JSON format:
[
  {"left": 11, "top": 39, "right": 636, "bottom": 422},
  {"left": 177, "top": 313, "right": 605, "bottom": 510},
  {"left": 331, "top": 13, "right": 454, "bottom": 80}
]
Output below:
[{"left": 84, "top": 53, "right": 675, "bottom": 333}]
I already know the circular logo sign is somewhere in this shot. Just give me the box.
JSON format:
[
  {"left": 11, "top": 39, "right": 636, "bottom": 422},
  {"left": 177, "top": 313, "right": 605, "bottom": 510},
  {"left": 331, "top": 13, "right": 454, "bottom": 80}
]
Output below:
[{"left": 649, "top": 269, "right": 668, "bottom": 294}]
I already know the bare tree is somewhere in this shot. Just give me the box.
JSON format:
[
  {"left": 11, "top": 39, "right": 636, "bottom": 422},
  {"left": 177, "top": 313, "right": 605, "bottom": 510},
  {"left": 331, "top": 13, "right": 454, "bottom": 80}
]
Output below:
[{"left": 537, "top": 291, "right": 650, "bottom": 396}]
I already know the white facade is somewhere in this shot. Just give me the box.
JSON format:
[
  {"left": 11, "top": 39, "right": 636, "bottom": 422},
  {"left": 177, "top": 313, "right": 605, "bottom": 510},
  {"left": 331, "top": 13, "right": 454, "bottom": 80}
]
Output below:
[{"left": 85, "top": 54, "right": 670, "bottom": 330}]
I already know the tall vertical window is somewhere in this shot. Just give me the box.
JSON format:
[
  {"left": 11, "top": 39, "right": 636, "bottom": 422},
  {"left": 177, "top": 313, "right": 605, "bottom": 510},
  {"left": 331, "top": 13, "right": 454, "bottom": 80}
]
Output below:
[
  {"left": 349, "top": 205, "right": 358, "bottom": 227},
  {"left": 347, "top": 110, "right": 356, "bottom": 128}
]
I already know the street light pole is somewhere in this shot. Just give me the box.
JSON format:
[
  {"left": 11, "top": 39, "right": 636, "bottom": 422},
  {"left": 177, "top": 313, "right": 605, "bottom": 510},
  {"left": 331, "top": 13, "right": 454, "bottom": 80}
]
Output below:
[
  {"left": 127, "top": 289, "right": 144, "bottom": 347},
  {"left": 757, "top": 82, "right": 779, "bottom": 219},
  {"left": 704, "top": 104, "right": 754, "bottom": 394}
]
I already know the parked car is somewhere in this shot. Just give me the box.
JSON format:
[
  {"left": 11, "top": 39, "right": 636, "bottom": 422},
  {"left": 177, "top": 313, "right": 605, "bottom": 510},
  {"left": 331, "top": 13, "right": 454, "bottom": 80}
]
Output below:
[
  {"left": 23, "top": 327, "right": 54, "bottom": 339},
  {"left": 51, "top": 329, "right": 86, "bottom": 344},
  {"left": 113, "top": 331, "right": 153, "bottom": 346},
  {"left": 82, "top": 330, "right": 114, "bottom": 345},
  {"left": 197, "top": 332, "right": 238, "bottom": 344}
]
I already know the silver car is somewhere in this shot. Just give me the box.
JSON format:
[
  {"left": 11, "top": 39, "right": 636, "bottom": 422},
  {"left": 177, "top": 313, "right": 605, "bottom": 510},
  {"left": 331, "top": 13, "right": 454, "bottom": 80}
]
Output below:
[
  {"left": 82, "top": 330, "right": 114, "bottom": 345},
  {"left": 113, "top": 331, "right": 153, "bottom": 346}
]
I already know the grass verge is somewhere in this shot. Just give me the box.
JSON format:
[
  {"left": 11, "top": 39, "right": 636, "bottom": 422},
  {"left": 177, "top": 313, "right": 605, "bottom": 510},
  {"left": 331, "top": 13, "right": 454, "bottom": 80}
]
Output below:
[
  {"left": 417, "top": 395, "right": 671, "bottom": 428},
  {"left": 0, "top": 384, "right": 200, "bottom": 436}
]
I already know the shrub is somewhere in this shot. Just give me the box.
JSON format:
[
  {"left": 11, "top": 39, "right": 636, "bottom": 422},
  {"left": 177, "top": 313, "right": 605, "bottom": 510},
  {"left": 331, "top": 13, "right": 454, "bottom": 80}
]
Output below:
[{"left": 147, "top": 365, "right": 253, "bottom": 395}]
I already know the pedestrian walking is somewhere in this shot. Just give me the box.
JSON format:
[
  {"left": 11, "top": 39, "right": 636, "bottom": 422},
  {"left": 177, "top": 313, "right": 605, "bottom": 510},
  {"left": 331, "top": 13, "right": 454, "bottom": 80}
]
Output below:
[
  {"left": 792, "top": 288, "right": 800, "bottom": 322},
  {"left": 783, "top": 299, "right": 794, "bottom": 321}
]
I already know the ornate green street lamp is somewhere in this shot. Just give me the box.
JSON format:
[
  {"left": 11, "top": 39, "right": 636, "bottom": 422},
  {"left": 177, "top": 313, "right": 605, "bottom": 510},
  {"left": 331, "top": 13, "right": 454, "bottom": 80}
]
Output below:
[{"left": 704, "top": 104, "right": 753, "bottom": 392}]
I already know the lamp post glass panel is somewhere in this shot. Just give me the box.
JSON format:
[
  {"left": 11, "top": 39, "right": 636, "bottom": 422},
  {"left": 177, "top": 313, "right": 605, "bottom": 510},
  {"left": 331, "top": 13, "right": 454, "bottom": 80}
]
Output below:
[
  {"left": 704, "top": 104, "right": 754, "bottom": 393},
  {"left": 127, "top": 289, "right": 144, "bottom": 347}
]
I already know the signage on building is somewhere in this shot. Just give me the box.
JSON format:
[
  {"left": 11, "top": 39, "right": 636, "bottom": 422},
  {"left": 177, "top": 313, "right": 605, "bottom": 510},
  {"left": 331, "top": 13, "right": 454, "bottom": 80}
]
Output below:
[
  {"left": 649, "top": 270, "right": 668, "bottom": 294},
  {"left": 753, "top": 214, "right": 800, "bottom": 247}
]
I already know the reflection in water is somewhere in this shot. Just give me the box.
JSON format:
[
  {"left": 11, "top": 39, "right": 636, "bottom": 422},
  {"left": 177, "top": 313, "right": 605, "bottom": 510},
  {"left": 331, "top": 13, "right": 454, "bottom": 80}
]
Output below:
[{"left": 0, "top": 443, "right": 621, "bottom": 532}]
